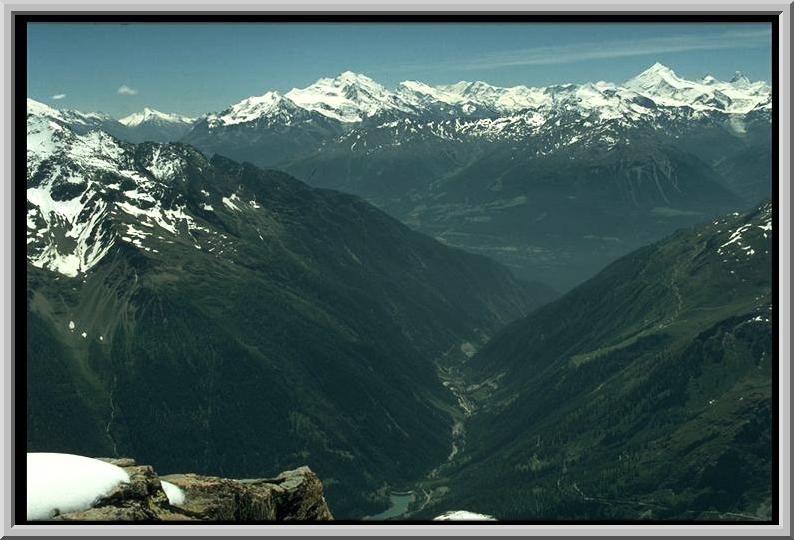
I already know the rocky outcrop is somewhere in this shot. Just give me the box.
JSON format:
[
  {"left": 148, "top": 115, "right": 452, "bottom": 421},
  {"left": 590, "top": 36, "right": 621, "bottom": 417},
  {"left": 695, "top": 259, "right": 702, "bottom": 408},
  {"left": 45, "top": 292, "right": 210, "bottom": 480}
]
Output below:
[{"left": 52, "top": 458, "right": 333, "bottom": 521}]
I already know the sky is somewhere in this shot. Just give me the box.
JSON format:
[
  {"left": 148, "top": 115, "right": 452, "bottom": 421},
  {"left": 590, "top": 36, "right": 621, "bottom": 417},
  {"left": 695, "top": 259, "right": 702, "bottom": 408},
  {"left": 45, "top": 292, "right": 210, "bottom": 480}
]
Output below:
[{"left": 26, "top": 22, "right": 773, "bottom": 118}]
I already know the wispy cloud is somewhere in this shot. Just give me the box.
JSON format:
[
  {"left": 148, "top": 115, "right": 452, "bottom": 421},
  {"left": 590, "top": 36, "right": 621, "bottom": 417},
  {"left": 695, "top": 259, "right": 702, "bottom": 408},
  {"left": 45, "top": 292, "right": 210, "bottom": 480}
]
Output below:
[
  {"left": 117, "top": 84, "right": 138, "bottom": 96},
  {"left": 50, "top": 93, "right": 66, "bottom": 100},
  {"left": 389, "top": 28, "right": 771, "bottom": 74}
]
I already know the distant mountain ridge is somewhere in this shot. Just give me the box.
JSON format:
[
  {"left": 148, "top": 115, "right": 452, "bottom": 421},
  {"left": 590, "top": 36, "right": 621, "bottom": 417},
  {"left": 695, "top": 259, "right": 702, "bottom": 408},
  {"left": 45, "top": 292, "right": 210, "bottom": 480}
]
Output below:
[
  {"left": 27, "top": 99, "right": 197, "bottom": 144},
  {"left": 175, "top": 63, "right": 770, "bottom": 290},
  {"left": 30, "top": 63, "right": 770, "bottom": 290},
  {"left": 197, "top": 64, "right": 770, "bottom": 129},
  {"left": 32, "top": 62, "right": 769, "bottom": 143}
]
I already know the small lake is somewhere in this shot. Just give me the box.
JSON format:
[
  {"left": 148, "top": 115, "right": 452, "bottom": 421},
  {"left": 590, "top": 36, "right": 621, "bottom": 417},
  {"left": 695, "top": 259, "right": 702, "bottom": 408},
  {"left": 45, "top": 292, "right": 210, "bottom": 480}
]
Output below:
[{"left": 363, "top": 492, "right": 415, "bottom": 520}]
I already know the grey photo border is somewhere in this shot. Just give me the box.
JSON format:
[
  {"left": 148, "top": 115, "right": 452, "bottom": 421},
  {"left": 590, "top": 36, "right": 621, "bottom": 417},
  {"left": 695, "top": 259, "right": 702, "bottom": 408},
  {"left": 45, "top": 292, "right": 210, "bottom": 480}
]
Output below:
[{"left": 0, "top": 1, "right": 790, "bottom": 537}]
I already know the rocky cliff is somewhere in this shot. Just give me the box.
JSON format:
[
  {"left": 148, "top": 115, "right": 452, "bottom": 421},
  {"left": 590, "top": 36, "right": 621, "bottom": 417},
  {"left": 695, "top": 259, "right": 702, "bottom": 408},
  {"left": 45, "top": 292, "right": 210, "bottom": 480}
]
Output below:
[{"left": 49, "top": 458, "right": 333, "bottom": 522}]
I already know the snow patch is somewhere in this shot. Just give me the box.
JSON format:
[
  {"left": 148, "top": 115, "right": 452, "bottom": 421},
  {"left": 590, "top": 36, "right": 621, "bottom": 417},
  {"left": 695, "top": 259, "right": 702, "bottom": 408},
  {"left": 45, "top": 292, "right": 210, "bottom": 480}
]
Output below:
[
  {"left": 434, "top": 510, "right": 497, "bottom": 521},
  {"left": 27, "top": 453, "right": 130, "bottom": 521},
  {"left": 160, "top": 480, "right": 186, "bottom": 506},
  {"left": 222, "top": 193, "right": 242, "bottom": 212}
]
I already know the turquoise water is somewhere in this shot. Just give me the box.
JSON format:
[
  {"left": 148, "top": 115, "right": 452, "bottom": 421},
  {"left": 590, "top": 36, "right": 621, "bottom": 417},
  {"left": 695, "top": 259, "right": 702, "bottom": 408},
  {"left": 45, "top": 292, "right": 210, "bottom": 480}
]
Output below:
[{"left": 364, "top": 493, "right": 415, "bottom": 520}]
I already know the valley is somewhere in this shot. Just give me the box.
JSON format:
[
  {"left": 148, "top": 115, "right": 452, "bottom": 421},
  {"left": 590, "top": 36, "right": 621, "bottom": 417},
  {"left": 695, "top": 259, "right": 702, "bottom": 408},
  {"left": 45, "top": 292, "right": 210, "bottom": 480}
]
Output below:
[
  {"left": 364, "top": 201, "right": 773, "bottom": 521},
  {"left": 25, "top": 58, "right": 774, "bottom": 522},
  {"left": 25, "top": 103, "right": 555, "bottom": 518},
  {"left": 363, "top": 338, "right": 498, "bottom": 520}
]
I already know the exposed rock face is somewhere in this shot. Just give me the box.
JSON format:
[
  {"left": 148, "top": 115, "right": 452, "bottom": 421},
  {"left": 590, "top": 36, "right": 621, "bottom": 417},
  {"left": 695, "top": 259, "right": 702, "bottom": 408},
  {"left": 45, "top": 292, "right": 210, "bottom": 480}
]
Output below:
[{"left": 52, "top": 458, "right": 333, "bottom": 521}]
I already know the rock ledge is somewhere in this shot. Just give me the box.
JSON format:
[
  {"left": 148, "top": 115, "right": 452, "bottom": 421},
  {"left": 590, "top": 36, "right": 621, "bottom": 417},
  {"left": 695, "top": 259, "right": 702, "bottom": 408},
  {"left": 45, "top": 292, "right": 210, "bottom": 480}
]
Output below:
[{"left": 50, "top": 458, "right": 333, "bottom": 521}]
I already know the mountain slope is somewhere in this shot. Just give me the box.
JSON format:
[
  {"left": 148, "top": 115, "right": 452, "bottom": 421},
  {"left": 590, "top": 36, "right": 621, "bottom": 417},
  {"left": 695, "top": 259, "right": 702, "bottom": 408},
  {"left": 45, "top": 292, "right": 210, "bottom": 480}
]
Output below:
[
  {"left": 27, "top": 98, "right": 124, "bottom": 137},
  {"left": 418, "top": 202, "right": 773, "bottom": 521},
  {"left": 25, "top": 112, "right": 554, "bottom": 518},
  {"left": 284, "top": 128, "right": 745, "bottom": 289},
  {"left": 183, "top": 92, "right": 344, "bottom": 166}
]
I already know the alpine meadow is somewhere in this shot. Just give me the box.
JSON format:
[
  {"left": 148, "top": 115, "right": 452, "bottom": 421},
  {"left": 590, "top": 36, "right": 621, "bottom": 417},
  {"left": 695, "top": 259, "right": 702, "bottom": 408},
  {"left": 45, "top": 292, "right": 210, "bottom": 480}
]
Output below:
[{"left": 22, "top": 21, "right": 775, "bottom": 523}]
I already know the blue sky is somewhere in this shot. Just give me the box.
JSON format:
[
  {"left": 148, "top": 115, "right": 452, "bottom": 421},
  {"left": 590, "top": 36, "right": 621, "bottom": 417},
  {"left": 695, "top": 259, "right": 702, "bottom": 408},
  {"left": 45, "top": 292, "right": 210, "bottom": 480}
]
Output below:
[{"left": 27, "top": 22, "right": 772, "bottom": 118}]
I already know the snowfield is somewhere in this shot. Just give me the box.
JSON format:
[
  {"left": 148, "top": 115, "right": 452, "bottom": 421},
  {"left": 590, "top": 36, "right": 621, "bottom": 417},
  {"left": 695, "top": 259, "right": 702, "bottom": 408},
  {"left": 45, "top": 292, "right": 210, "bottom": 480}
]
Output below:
[
  {"left": 433, "top": 510, "right": 497, "bottom": 521},
  {"left": 26, "top": 453, "right": 130, "bottom": 520}
]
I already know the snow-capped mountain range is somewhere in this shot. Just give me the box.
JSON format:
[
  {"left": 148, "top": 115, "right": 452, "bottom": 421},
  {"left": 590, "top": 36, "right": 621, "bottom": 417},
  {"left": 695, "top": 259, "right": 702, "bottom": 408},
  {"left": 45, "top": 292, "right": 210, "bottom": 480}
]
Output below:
[
  {"left": 180, "top": 62, "right": 770, "bottom": 171},
  {"left": 201, "top": 63, "right": 770, "bottom": 130},
  {"left": 25, "top": 62, "right": 772, "bottom": 283},
  {"left": 30, "top": 63, "right": 770, "bottom": 144}
]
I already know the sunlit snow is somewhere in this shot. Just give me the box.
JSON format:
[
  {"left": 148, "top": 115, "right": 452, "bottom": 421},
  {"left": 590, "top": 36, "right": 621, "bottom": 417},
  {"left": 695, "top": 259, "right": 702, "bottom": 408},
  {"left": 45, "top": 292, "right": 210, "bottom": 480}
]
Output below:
[
  {"left": 434, "top": 510, "right": 497, "bottom": 521},
  {"left": 27, "top": 453, "right": 130, "bottom": 521},
  {"left": 160, "top": 480, "right": 186, "bottom": 506}
]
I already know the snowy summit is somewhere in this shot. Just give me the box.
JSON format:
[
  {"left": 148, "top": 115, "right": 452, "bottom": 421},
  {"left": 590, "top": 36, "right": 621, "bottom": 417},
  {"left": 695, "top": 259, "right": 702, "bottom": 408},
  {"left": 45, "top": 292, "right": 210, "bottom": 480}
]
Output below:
[
  {"left": 118, "top": 107, "right": 195, "bottom": 127},
  {"left": 285, "top": 71, "right": 418, "bottom": 123}
]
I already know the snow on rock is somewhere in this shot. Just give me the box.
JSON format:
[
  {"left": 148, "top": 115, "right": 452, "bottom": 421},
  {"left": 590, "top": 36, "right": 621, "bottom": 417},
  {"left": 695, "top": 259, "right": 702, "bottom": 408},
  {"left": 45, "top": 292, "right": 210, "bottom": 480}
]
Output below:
[
  {"left": 26, "top": 105, "right": 214, "bottom": 278},
  {"left": 27, "top": 453, "right": 130, "bottom": 521},
  {"left": 25, "top": 117, "right": 122, "bottom": 277},
  {"left": 206, "top": 91, "right": 304, "bottom": 127},
  {"left": 713, "top": 203, "right": 771, "bottom": 281},
  {"left": 160, "top": 480, "right": 186, "bottom": 506},
  {"left": 222, "top": 193, "right": 242, "bottom": 212},
  {"left": 720, "top": 223, "right": 753, "bottom": 249},
  {"left": 434, "top": 510, "right": 497, "bottom": 521},
  {"left": 27, "top": 98, "right": 115, "bottom": 134},
  {"left": 118, "top": 107, "right": 194, "bottom": 127},
  {"left": 286, "top": 71, "right": 417, "bottom": 123},
  {"left": 624, "top": 62, "right": 769, "bottom": 114},
  {"left": 144, "top": 146, "right": 187, "bottom": 182}
]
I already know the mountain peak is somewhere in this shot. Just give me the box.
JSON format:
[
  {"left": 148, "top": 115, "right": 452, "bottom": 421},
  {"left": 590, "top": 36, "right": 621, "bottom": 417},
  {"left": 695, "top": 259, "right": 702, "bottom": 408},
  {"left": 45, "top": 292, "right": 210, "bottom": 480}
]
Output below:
[
  {"left": 633, "top": 62, "right": 678, "bottom": 80},
  {"left": 207, "top": 90, "right": 299, "bottom": 127},
  {"left": 336, "top": 70, "right": 375, "bottom": 82},
  {"left": 119, "top": 108, "right": 195, "bottom": 127},
  {"left": 648, "top": 61, "right": 675, "bottom": 73},
  {"left": 730, "top": 71, "right": 751, "bottom": 84},
  {"left": 286, "top": 71, "right": 411, "bottom": 123},
  {"left": 306, "top": 71, "right": 383, "bottom": 92},
  {"left": 624, "top": 62, "right": 691, "bottom": 93}
]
